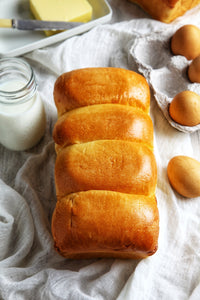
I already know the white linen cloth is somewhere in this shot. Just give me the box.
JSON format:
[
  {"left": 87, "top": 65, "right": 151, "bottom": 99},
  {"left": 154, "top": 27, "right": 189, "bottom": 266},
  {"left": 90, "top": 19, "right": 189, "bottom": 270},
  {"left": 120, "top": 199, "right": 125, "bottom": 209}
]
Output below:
[{"left": 1, "top": 1, "right": 200, "bottom": 299}]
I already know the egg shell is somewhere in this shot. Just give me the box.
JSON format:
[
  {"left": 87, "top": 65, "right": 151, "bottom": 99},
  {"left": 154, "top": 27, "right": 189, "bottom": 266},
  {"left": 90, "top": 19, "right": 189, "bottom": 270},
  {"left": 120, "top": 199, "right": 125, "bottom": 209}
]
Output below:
[
  {"left": 171, "top": 25, "right": 200, "bottom": 60},
  {"left": 188, "top": 55, "right": 200, "bottom": 83},
  {"left": 169, "top": 90, "right": 200, "bottom": 126},
  {"left": 167, "top": 156, "right": 200, "bottom": 198}
]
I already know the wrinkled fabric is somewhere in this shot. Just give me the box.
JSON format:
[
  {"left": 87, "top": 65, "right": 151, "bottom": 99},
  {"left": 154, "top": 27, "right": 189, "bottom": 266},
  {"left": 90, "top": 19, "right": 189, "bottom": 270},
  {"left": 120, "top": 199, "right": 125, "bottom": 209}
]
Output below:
[{"left": 1, "top": 1, "right": 200, "bottom": 299}]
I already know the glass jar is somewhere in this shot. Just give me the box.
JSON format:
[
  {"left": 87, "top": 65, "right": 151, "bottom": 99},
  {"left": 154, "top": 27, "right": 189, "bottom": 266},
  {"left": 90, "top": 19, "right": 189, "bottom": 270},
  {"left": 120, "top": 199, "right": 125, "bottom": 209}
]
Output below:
[{"left": 0, "top": 57, "right": 46, "bottom": 151}]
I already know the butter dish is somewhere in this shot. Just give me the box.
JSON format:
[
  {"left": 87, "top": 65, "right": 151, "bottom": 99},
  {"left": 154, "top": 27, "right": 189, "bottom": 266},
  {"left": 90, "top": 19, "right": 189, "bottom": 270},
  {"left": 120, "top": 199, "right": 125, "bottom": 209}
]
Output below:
[{"left": 0, "top": 0, "right": 112, "bottom": 57}]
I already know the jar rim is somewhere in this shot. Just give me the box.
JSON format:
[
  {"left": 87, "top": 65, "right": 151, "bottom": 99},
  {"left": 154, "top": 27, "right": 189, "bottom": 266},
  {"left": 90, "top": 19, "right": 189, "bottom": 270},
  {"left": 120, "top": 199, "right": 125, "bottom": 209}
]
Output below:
[{"left": 0, "top": 57, "right": 37, "bottom": 104}]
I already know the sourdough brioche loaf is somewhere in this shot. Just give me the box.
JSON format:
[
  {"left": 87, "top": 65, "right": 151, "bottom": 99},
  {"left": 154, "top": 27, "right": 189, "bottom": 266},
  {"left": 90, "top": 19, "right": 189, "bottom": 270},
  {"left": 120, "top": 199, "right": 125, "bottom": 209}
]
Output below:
[
  {"left": 128, "top": 0, "right": 200, "bottom": 23},
  {"left": 52, "top": 67, "right": 159, "bottom": 259}
]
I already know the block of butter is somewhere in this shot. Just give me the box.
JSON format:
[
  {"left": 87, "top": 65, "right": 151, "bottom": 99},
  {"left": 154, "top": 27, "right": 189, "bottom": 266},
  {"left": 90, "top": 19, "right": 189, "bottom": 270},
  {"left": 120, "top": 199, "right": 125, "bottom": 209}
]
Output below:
[{"left": 29, "top": 0, "right": 93, "bottom": 36}]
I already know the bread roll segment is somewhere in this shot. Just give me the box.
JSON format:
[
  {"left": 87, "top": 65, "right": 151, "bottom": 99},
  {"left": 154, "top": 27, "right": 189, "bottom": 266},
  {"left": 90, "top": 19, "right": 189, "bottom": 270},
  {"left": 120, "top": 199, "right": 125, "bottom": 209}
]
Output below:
[
  {"left": 53, "top": 67, "right": 150, "bottom": 116},
  {"left": 52, "top": 67, "right": 159, "bottom": 259},
  {"left": 52, "top": 191, "right": 159, "bottom": 259},
  {"left": 53, "top": 104, "right": 154, "bottom": 149},
  {"left": 55, "top": 140, "right": 157, "bottom": 198}
]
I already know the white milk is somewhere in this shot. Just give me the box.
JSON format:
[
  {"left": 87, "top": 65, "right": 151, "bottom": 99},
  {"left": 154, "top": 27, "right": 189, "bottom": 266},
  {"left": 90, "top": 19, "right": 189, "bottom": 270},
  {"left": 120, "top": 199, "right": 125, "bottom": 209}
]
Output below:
[{"left": 0, "top": 79, "right": 46, "bottom": 151}]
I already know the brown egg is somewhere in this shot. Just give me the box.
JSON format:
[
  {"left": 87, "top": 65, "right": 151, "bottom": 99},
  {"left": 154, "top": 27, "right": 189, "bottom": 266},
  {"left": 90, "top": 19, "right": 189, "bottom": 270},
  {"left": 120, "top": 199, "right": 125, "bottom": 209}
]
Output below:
[
  {"left": 169, "top": 90, "right": 200, "bottom": 126},
  {"left": 188, "top": 55, "right": 200, "bottom": 83},
  {"left": 167, "top": 156, "right": 200, "bottom": 198},
  {"left": 171, "top": 25, "right": 200, "bottom": 60}
]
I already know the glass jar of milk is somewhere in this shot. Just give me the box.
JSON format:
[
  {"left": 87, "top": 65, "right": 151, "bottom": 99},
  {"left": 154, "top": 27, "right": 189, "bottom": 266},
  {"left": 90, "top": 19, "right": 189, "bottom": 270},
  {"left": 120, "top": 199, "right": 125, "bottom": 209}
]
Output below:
[{"left": 0, "top": 57, "right": 46, "bottom": 151}]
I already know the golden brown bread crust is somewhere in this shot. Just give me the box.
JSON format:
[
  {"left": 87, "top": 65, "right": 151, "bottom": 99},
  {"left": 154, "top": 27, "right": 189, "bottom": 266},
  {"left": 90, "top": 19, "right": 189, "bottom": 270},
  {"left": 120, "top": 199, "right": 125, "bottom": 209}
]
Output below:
[
  {"left": 128, "top": 0, "right": 200, "bottom": 23},
  {"left": 53, "top": 104, "right": 154, "bottom": 149},
  {"left": 53, "top": 67, "right": 150, "bottom": 116},
  {"left": 52, "top": 67, "right": 159, "bottom": 259},
  {"left": 52, "top": 191, "right": 159, "bottom": 259},
  {"left": 55, "top": 140, "right": 157, "bottom": 198}
]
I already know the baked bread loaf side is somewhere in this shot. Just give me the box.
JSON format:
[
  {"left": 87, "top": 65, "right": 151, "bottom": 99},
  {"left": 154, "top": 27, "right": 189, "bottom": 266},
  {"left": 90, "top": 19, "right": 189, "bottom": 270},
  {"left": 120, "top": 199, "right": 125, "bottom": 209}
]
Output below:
[
  {"left": 128, "top": 0, "right": 200, "bottom": 23},
  {"left": 52, "top": 67, "right": 159, "bottom": 259}
]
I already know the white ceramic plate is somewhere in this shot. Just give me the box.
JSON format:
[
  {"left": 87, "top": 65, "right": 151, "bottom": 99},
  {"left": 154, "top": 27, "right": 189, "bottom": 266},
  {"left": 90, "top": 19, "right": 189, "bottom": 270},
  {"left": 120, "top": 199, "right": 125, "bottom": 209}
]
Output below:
[{"left": 0, "top": 0, "right": 112, "bottom": 57}]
